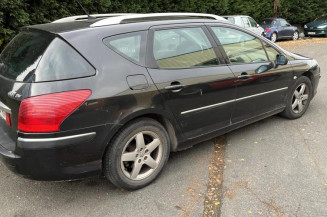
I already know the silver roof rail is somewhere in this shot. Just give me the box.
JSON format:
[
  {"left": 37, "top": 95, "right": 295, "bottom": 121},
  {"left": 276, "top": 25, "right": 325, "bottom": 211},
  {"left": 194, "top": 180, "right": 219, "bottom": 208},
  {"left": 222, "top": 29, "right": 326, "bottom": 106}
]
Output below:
[
  {"left": 90, "top": 13, "right": 227, "bottom": 27},
  {"left": 52, "top": 13, "right": 135, "bottom": 23}
]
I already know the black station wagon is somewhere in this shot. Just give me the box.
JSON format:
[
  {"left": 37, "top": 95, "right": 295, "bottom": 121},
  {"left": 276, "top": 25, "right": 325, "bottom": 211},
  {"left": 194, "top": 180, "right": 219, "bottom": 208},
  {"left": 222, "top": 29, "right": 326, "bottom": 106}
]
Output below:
[{"left": 0, "top": 13, "right": 321, "bottom": 190}]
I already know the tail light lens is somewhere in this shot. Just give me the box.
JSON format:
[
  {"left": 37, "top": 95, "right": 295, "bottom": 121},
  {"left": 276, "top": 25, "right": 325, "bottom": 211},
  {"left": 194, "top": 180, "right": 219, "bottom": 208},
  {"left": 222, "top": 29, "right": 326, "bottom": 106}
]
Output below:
[
  {"left": 18, "top": 90, "right": 91, "bottom": 133},
  {"left": 265, "top": 28, "right": 271, "bottom": 33}
]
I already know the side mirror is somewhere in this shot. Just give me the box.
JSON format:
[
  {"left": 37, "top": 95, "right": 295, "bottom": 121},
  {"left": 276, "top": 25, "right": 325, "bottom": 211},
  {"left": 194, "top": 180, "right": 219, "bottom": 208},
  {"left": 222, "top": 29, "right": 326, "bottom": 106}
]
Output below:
[
  {"left": 276, "top": 54, "right": 288, "bottom": 66},
  {"left": 257, "top": 24, "right": 260, "bottom": 27},
  {"left": 286, "top": 23, "right": 291, "bottom": 27}
]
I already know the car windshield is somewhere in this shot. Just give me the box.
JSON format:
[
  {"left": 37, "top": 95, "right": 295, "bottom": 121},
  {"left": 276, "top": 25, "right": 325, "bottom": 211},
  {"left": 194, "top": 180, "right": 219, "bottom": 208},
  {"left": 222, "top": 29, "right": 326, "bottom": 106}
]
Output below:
[
  {"left": 261, "top": 19, "right": 276, "bottom": 25},
  {"left": 315, "top": 15, "right": 327, "bottom": 22}
]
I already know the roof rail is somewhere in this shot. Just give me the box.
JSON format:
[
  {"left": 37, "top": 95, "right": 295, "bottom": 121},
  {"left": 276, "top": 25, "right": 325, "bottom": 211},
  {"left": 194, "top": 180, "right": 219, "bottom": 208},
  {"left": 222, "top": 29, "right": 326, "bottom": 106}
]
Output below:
[
  {"left": 52, "top": 13, "right": 135, "bottom": 23},
  {"left": 90, "top": 13, "right": 227, "bottom": 27}
]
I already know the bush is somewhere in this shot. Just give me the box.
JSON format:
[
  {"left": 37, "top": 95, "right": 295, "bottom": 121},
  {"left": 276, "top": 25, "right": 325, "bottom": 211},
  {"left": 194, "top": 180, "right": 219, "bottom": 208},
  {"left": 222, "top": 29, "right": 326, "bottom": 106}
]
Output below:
[{"left": 0, "top": 0, "right": 326, "bottom": 51}]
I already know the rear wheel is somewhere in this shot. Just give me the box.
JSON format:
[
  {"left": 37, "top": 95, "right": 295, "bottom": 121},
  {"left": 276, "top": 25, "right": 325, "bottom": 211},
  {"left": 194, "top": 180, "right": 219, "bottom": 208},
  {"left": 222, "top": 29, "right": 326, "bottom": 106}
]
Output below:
[
  {"left": 104, "top": 118, "right": 170, "bottom": 190},
  {"left": 280, "top": 76, "right": 312, "bottom": 119},
  {"left": 271, "top": 32, "right": 277, "bottom": 43}
]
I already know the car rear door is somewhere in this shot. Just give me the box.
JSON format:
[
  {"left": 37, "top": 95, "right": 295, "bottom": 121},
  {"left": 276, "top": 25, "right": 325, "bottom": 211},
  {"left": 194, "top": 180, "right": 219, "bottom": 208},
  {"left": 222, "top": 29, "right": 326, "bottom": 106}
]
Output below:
[
  {"left": 207, "top": 24, "right": 293, "bottom": 123},
  {"left": 146, "top": 24, "right": 236, "bottom": 138}
]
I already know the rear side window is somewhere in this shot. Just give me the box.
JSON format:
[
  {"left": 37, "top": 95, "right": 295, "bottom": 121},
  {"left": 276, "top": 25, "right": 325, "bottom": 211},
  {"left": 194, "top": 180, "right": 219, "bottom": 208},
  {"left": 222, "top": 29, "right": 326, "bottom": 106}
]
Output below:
[
  {"left": 152, "top": 27, "right": 218, "bottom": 68},
  {"left": 0, "top": 31, "right": 54, "bottom": 82},
  {"left": 225, "top": 17, "right": 235, "bottom": 24},
  {"left": 103, "top": 31, "right": 146, "bottom": 65},
  {"left": 34, "top": 38, "right": 95, "bottom": 82}
]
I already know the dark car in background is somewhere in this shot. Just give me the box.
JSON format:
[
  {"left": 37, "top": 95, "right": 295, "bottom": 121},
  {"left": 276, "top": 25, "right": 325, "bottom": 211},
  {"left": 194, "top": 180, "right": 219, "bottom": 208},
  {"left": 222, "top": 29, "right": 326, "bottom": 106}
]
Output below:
[
  {"left": 260, "top": 18, "right": 299, "bottom": 42},
  {"left": 0, "top": 13, "right": 321, "bottom": 190},
  {"left": 304, "top": 14, "right": 327, "bottom": 37}
]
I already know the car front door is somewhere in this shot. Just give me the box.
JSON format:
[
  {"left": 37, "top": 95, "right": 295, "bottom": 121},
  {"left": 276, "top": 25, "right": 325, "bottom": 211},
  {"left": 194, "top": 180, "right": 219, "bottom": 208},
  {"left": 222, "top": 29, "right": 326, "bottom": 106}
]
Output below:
[
  {"left": 207, "top": 25, "right": 293, "bottom": 123},
  {"left": 146, "top": 24, "right": 236, "bottom": 138},
  {"left": 278, "top": 19, "right": 292, "bottom": 38}
]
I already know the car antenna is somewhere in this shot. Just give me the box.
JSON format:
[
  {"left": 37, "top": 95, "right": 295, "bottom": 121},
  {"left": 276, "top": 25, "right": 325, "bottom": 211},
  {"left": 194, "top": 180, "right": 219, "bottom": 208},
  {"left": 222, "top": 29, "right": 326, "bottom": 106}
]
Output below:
[{"left": 75, "top": 0, "right": 96, "bottom": 20}]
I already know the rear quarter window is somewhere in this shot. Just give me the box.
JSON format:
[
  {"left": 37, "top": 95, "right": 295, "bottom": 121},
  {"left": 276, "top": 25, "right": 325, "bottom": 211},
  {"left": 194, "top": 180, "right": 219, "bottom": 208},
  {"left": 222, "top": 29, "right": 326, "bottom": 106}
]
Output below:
[
  {"left": 34, "top": 38, "right": 95, "bottom": 82},
  {"left": 103, "top": 31, "right": 146, "bottom": 65}
]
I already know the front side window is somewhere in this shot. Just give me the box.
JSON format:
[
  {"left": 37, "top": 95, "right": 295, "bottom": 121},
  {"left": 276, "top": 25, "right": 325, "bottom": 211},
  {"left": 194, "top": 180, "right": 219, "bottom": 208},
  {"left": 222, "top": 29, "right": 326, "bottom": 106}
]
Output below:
[
  {"left": 279, "top": 20, "right": 288, "bottom": 26},
  {"left": 262, "top": 42, "right": 280, "bottom": 61},
  {"left": 152, "top": 27, "right": 218, "bottom": 68},
  {"left": 242, "top": 18, "right": 251, "bottom": 28},
  {"left": 248, "top": 17, "right": 258, "bottom": 27},
  {"left": 103, "top": 31, "right": 145, "bottom": 64},
  {"left": 211, "top": 27, "right": 268, "bottom": 64}
]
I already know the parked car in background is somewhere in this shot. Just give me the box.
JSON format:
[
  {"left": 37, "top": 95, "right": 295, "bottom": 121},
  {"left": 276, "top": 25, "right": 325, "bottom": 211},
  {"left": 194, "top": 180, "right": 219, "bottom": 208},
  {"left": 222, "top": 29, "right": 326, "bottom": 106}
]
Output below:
[
  {"left": 304, "top": 14, "right": 327, "bottom": 37},
  {"left": 0, "top": 13, "right": 320, "bottom": 190},
  {"left": 224, "top": 15, "right": 264, "bottom": 36},
  {"left": 260, "top": 18, "right": 299, "bottom": 42}
]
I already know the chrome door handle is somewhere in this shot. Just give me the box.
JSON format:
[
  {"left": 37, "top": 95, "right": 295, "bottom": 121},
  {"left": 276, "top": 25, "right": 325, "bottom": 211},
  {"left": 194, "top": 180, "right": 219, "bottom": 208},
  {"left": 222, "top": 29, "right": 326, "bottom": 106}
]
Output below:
[
  {"left": 165, "top": 84, "right": 185, "bottom": 92},
  {"left": 237, "top": 74, "right": 251, "bottom": 79}
]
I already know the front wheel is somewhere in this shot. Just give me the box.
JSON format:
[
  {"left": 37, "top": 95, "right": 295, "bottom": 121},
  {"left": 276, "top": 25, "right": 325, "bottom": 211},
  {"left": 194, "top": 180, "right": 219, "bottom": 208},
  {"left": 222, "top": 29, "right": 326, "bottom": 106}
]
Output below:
[
  {"left": 280, "top": 76, "right": 312, "bottom": 119},
  {"left": 293, "top": 31, "right": 299, "bottom": 40},
  {"left": 104, "top": 118, "right": 170, "bottom": 190}
]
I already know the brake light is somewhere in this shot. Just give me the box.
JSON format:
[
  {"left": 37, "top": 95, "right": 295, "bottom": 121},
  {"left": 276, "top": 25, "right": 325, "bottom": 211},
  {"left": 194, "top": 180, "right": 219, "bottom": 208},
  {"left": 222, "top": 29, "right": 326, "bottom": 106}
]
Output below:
[
  {"left": 18, "top": 90, "right": 91, "bottom": 133},
  {"left": 265, "top": 28, "right": 271, "bottom": 33},
  {"left": 6, "top": 113, "right": 11, "bottom": 127}
]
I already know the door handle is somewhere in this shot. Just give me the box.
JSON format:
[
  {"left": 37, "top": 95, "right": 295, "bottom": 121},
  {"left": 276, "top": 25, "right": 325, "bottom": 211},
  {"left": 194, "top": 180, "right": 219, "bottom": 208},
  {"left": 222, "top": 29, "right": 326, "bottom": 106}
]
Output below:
[
  {"left": 165, "top": 82, "right": 185, "bottom": 92},
  {"left": 237, "top": 73, "right": 251, "bottom": 80}
]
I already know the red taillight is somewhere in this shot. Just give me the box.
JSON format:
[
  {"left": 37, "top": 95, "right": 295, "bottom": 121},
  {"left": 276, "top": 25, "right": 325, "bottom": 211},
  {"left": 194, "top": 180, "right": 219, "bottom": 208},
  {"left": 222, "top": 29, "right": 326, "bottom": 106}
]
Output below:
[
  {"left": 18, "top": 90, "right": 91, "bottom": 133},
  {"left": 6, "top": 113, "right": 11, "bottom": 127},
  {"left": 265, "top": 28, "right": 271, "bottom": 33}
]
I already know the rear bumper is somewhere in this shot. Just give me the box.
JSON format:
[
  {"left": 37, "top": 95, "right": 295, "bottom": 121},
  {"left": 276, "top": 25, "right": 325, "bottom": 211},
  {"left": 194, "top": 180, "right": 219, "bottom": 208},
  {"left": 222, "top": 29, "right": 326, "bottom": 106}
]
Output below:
[{"left": 0, "top": 124, "right": 117, "bottom": 181}]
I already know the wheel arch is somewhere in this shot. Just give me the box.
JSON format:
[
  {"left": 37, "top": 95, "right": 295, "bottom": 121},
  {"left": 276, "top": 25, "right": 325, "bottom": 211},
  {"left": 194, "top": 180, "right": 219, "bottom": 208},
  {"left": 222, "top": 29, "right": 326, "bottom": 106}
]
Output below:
[{"left": 101, "top": 109, "right": 180, "bottom": 163}]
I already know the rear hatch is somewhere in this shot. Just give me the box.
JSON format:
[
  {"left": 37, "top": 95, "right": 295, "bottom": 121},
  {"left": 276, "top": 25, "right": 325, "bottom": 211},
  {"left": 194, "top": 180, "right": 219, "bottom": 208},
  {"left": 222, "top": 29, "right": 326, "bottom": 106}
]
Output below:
[{"left": 0, "top": 30, "right": 54, "bottom": 151}]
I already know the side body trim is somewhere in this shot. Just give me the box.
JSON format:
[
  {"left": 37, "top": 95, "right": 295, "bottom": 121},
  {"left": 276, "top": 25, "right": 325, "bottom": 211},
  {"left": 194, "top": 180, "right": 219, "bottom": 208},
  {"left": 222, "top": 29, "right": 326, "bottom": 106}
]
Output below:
[{"left": 181, "top": 87, "right": 288, "bottom": 115}]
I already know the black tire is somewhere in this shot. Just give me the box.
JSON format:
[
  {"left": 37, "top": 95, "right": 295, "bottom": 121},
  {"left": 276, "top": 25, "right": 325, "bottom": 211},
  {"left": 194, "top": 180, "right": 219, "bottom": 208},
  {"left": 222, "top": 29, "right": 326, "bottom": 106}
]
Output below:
[
  {"left": 270, "top": 32, "right": 277, "bottom": 43},
  {"left": 280, "top": 76, "right": 312, "bottom": 119},
  {"left": 104, "top": 118, "right": 170, "bottom": 190}
]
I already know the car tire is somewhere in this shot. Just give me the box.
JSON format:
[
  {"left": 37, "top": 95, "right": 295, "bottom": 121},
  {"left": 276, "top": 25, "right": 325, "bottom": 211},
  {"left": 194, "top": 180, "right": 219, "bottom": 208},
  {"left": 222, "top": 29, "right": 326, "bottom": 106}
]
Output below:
[
  {"left": 104, "top": 118, "right": 170, "bottom": 190},
  {"left": 280, "top": 76, "right": 312, "bottom": 119},
  {"left": 293, "top": 31, "right": 299, "bottom": 40},
  {"left": 270, "top": 32, "right": 277, "bottom": 43}
]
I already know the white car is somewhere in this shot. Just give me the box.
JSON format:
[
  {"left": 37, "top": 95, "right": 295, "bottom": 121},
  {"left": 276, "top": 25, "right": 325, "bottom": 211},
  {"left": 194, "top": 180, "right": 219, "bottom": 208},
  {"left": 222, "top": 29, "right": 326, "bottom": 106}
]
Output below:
[{"left": 224, "top": 15, "right": 264, "bottom": 36}]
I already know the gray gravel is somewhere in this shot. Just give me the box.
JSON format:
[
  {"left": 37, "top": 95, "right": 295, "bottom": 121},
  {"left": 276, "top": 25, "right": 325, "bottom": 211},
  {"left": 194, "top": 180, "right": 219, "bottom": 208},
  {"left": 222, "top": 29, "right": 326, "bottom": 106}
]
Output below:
[{"left": 221, "top": 41, "right": 327, "bottom": 217}]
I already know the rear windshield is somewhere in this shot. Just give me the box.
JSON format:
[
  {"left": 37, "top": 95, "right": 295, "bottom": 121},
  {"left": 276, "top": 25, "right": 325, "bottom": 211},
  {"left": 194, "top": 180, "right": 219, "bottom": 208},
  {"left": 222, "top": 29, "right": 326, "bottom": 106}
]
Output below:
[
  {"left": 261, "top": 19, "right": 276, "bottom": 25},
  {"left": 0, "top": 31, "right": 53, "bottom": 82},
  {"left": 0, "top": 31, "right": 95, "bottom": 82}
]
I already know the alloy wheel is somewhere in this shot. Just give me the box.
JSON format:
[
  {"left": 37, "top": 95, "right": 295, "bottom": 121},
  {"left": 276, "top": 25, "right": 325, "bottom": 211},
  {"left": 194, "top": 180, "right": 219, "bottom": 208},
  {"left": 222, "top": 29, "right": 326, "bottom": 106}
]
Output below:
[
  {"left": 120, "top": 131, "right": 163, "bottom": 181},
  {"left": 271, "top": 33, "right": 277, "bottom": 43},
  {"left": 291, "top": 83, "right": 309, "bottom": 114},
  {"left": 293, "top": 31, "right": 299, "bottom": 40}
]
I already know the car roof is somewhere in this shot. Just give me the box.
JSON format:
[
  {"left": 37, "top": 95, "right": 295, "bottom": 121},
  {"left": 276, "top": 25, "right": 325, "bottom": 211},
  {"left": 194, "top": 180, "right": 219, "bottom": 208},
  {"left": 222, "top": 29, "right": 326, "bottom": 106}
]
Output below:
[
  {"left": 25, "top": 13, "right": 228, "bottom": 34},
  {"left": 223, "top": 15, "right": 250, "bottom": 17}
]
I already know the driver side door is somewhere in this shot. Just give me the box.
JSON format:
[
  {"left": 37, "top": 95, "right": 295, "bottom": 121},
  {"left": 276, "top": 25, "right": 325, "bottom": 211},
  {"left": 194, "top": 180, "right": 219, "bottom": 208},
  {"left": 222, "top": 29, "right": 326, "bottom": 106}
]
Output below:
[{"left": 207, "top": 25, "right": 293, "bottom": 123}]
